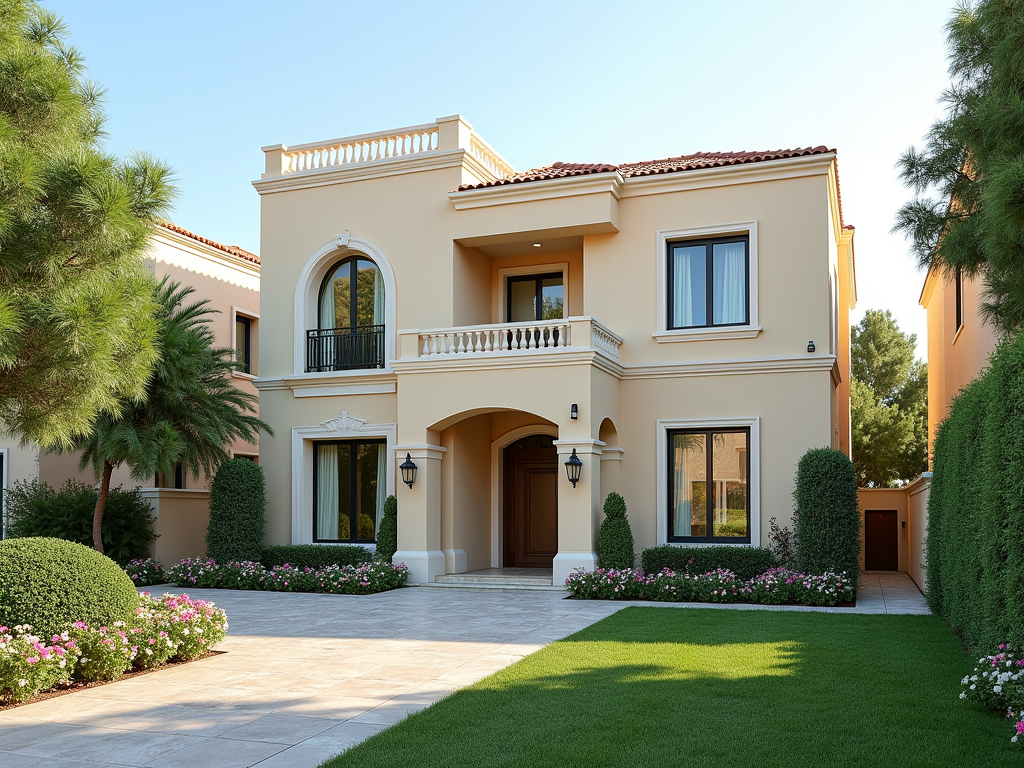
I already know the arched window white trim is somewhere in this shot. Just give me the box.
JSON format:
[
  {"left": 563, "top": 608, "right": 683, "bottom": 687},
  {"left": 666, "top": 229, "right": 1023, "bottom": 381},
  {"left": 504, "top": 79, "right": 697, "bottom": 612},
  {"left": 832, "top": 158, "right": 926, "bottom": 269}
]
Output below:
[{"left": 293, "top": 234, "right": 397, "bottom": 376}]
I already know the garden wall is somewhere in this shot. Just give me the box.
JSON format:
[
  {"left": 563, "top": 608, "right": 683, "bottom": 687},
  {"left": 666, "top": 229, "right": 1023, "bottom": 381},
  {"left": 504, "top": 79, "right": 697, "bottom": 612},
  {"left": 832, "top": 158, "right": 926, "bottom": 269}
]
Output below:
[{"left": 140, "top": 488, "right": 210, "bottom": 565}]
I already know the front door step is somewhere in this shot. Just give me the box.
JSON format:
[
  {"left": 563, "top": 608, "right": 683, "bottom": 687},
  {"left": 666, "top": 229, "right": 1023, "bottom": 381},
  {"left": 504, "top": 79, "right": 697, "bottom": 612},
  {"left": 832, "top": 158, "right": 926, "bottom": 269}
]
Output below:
[{"left": 427, "top": 569, "right": 559, "bottom": 591}]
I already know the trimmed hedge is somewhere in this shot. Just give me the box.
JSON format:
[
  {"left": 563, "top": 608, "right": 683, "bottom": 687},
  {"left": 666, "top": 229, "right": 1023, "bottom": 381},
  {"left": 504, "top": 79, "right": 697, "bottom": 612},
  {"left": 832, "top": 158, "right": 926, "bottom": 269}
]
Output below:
[
  {"left": 376, "top": 495, "right": 398, "bottom": 564},
  {"left": 598, "top": 492, "right": 635, "bottom": 569},
  {"left": 640, "top": 545, "right": 778, "bottom": 580},
  {"left": 0, "top": 537, "right": 139, "bottom": 637},
  {"left": 794, "top": 447, "right": 861, "bottom": 593},
  {"left": 928, "top": 332, "right": 1024, "bottom": 653},
  {"left": 5, "top": 479, "right": 156, "bottom": 565},
  {"left": 206, "top": 458, "right": 266, "bottom": 563},
  {"left": 260, "top": 544, "right": 374, "bottom": 569}
]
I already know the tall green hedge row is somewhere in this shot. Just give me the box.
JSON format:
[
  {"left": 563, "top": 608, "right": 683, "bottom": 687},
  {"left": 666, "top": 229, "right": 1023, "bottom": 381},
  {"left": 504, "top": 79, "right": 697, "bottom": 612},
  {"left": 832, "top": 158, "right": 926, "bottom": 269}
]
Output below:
[
  {"left": 928, "top": 333, "right": 1024, "bottom": 653},
  {"left": 794, "top": 447, "right": 861, "bottom": 593}
]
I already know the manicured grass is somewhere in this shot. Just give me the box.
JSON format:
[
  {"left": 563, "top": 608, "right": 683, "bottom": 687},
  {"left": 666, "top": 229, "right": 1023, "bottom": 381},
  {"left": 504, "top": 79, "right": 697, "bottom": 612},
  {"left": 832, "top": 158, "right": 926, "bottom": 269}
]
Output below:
[{"left": 322, "top": 607, "right": 1019, "bottom": 768}]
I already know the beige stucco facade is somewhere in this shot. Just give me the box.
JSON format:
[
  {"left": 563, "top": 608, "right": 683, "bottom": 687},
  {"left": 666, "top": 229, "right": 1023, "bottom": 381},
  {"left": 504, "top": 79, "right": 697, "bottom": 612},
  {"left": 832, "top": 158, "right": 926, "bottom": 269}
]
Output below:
[
  {"left": 253, "top": 115, "right": 856, "bottom": 584},
  {"left": 0, "top": 224, "right": 259, "bottom": 558}
]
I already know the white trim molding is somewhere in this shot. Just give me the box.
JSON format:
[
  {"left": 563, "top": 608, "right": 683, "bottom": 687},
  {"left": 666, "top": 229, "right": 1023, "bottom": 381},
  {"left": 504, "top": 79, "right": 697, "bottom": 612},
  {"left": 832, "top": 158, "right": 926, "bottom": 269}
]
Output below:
[
  {"left": 655, "top": 417, "right": 761, "bottom": 548},
  {"left": 290, "top": 419, "right": 396, "bottom": 545},
  {"left": 655, "top": 221, "right": 759, "bottom": 343},
  {"left": 291, "top": 235, "right": 397, "bottom": 379}
]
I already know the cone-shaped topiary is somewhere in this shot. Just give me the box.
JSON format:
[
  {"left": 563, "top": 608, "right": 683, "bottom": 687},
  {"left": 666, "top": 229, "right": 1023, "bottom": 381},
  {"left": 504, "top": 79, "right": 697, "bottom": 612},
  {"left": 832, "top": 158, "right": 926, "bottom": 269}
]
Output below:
[
  {"left": 376, "top": 495, "right": 398, "bottom": 564},
  {"left": 0, "top": 537, "right": 139, "bottom": 637},
  {"left": 598, "top": 492, "right": 635, "bottom": 569},
  {"left": 206, "top": 458, "right": 266, "bottom": 563}
]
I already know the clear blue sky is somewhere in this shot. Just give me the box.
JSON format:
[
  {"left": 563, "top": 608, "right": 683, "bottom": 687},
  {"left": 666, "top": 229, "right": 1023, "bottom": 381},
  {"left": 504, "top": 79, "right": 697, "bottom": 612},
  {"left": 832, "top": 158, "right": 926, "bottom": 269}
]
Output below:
[{"left": 50, "top": 0, "right": 954, "bottom": 355}]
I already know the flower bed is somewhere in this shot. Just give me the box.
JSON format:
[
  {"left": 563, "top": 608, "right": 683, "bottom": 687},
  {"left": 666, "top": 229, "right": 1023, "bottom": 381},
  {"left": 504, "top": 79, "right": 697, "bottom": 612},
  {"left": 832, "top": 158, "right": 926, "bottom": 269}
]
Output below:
[
  {"left": 0, "top": 593, "right": 227, "bottom": 705},
  {"left": 564, "top": 566, "right": 855, "bottom": 607},
  {"left": 165, "top": 558, "right": 409, "bottom": 595},
  {"left": 960, "top": 644, "right": 1024, "bottom": 748},
  {"left": 124, "top": 558, "right": 166, "bottom": 587}
]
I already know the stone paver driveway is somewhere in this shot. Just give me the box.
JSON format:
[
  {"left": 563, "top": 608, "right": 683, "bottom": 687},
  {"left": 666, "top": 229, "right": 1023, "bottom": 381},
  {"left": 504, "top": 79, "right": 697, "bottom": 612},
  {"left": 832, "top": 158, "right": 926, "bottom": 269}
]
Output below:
[{"left": 0, "top": 574, "right": 928, "bottom": 767}]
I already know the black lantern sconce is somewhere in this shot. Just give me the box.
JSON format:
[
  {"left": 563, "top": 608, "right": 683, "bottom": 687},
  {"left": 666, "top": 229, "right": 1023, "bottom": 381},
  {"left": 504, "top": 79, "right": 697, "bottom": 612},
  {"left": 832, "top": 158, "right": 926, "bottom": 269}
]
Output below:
[
  {"left": 399, "top": 453, "right": 418, "bottom": 488},
  {"left": 564, "top": 448, "right": 583, "bottom": 488},
  {"left": 570, "top": 403, "right": 578, "bottom": 420},
  {"left": 807, "top": 340, "right": 816, "bottom": 353}
]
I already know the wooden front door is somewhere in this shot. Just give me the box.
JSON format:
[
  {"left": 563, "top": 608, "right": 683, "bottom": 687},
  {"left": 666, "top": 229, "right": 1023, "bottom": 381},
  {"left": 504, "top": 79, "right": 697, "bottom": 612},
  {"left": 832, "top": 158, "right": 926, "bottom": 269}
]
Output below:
[
  {"left": 504, "top": 435, "right": 558, "bottom": 567},
  {"left": 865, "top": 510, "right": 898, "bottom": 570}
]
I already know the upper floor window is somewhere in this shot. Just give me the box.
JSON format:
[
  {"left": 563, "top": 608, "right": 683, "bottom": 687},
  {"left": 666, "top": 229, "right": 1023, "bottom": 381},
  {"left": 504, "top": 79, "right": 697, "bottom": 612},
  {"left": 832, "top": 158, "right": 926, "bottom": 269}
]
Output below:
[
  {"left": 668, "top": 236, "right": 749, "bottom": 329},
  {"left": 507, "top": 272, "right": 564, "bottom": 322},
  {"left": 954, "top": 266, "right": 964, "bottom": 336},
  {"left": 308, "top": 256, "right": 385, "bottom": 372},
  {"left": 235, "top": 315, "right": 253, "bottom": 374}
]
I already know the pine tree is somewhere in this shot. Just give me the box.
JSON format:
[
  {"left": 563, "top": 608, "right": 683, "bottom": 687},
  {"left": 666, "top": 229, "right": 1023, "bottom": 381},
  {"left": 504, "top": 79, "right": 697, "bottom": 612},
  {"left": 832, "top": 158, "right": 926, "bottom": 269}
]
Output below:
[
  {"left": 850, "top": 310, "right": 928, "bottom": 486},
  {"left": 77, "top": 279, "right": 271, "bottom": 554},
  {"left": 0, "top": 1, "right": 175, "bottom": 448},
  {"left": 895, "top": 0, "right": 1024, "bottom": 334}
]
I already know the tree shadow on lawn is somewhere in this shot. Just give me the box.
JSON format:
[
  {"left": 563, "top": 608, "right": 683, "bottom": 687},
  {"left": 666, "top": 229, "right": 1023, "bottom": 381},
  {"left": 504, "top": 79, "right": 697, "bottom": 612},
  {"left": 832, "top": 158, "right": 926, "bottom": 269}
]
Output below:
[{"left": 323, "top": 607, "right": 1020, "bottom": 768}]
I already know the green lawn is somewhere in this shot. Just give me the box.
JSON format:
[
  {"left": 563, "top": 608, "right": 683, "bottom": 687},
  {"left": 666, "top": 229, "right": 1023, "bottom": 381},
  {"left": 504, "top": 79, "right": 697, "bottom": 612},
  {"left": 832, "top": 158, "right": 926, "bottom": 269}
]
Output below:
[{"left": 322, "top": 607, "right": 1019, "bottom": 768}]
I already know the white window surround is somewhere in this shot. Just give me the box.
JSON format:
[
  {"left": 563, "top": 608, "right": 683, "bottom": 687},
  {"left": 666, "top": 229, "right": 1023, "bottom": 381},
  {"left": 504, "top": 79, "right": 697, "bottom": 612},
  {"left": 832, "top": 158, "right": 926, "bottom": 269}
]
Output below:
[
  {"left": 656, "top": 417, "right": 760, "bottom": 547},
  {"left": 497, "top": 262, "right": 569, "bottom": 322},
  {"left": 231, "top": 306, "right": 259, "bottom": 379},
  {"left": 292, "top": 233, "right": 397, "bottom": 376},
  {"left": 290, "top": 419, "right": 396, "bottom": 547},
  {"left": 654, "top": 221, "right": 760, "bottom": 343}
]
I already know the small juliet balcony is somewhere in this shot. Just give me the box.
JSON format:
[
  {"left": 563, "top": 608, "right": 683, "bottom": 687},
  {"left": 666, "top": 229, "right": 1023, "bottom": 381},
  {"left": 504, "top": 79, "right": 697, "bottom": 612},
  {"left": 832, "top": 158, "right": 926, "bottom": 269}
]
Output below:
[
  {"left": 393, "top": 317, "right": 622, "bottom": 372},
  {"left": 306, "top": 325, "right": 385, "bottom": 373}
]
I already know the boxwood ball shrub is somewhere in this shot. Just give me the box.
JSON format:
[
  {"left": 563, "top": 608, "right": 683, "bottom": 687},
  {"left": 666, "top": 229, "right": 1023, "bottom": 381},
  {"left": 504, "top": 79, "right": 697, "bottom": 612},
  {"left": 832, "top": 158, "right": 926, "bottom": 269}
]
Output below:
[
  {"left": 260, "top": 544, "right": 374, "bottom": 569},
  {"left": 206, "top": 458, "right": 266, "bottom": 563},
  {"left": 640, "top": 545, "right": 778, "bottom": 580},
  {"left": 597, "top": 492, "right": 635, "bottom": 569},
  {"left": 794, "top": 447, "right": 860, "bottom": 592},
  {"left": 5, "top": 479, "right": 156, "bottom": 564},
  {"left": 376, "top": 495, "right": 398, "bottom": 564},
  {"left": 0, "top": 538, "right": 139, "bottom": 637}
]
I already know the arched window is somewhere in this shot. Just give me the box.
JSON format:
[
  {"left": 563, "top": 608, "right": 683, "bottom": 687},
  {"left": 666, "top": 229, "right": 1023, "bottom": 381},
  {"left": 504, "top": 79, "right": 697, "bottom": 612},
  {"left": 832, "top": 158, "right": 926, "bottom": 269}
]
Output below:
[{"left": 308, "top": 256, "right": 386, "bottom": 371}]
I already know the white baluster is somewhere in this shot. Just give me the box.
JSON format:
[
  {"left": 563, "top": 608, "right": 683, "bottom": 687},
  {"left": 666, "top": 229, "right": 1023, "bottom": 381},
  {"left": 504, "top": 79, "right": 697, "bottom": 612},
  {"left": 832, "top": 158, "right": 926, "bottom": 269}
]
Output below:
[
  {"left": 422, "top": 336, "right": 429, "bottom": 356},
  {"left": 484, "top": 330, "right": 493, "bottom": 352},
  {"left": 472, "top": 331, "right": 481, "bottom": 352}
]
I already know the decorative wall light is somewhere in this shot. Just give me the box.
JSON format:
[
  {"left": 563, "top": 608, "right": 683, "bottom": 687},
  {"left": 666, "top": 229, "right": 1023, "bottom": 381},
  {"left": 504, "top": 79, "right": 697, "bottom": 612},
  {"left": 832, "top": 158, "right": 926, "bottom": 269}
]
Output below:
[
  {"left": 807, "top": 340, "right": 816, "bottom": 353},
  {"left": 570, "top": 403, "right": 578, "bottom": 420},
  {"left": 564, "top": 449, "right": 583, "bottom": 488},
  {"left": 399, "top": 453, "right": 418, "bottom": 488}
]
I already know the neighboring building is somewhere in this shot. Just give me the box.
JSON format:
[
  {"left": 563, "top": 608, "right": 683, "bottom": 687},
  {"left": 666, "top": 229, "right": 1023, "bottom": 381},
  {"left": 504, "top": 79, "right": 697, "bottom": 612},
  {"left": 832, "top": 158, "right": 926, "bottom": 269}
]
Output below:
[
  {"left": 253, "top": 114, "right": 856, "bottom": 585},
  {"left": 0, "top": 223, "right": 260, "bottom": 561}
]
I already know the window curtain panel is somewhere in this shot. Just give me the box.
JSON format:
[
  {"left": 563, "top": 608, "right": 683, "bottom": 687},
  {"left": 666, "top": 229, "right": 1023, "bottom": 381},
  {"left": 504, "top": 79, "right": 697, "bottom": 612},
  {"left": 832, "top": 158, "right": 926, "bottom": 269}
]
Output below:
[
  {"left": 374, "top": 443, "right": 387, "bottom": 536},
  {"left": 712, "top": 242, "right": 746, "bottom": 324},
  {"left": 373, "top": 267, "right": 385, "bottom": 327},
  {"left": 317, "top": 445, "right": 340, "bottom": 540},
  {"left": 672, "top": 247, "right": 696, "bottom": 327},
  {"left": 672, "top": 440, "right": 693, "bottom": 537},
  {"left": 318, "top": 273, "right": 336, "bottom": 369}
]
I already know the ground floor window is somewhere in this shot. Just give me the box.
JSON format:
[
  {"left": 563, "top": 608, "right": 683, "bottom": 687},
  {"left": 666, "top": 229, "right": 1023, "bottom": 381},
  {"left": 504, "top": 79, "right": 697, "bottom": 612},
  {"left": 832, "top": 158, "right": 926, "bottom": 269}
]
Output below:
[
  {"left": 668, "top": 427, "right": 749, "bottom": 543},
  {"left": 313, "top": 439, "right": 386, "bottom": 543}
]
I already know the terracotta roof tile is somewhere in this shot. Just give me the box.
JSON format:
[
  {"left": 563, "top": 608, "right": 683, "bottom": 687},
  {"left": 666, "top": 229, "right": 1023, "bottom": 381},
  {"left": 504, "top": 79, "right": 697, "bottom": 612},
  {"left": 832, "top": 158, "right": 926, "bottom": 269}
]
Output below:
[
  {"left": 157, "top": 222, "right": 260, "bottom": 266},
  {"left": 458, "top": 147, "right": 835, "bottom": 192}
]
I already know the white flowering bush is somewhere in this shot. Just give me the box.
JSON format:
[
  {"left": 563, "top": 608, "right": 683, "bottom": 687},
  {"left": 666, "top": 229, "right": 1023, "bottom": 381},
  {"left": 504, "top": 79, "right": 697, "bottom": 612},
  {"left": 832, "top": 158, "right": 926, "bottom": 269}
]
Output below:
[
  {"left": 960, "top": 644, "right": 1024, "bottom": 747},
  {"left": 165, "top": 557, "right": 409, "bottom": 595},
  {"left": 564, "top": 566, "right": 854, "bottom": 606},
  {"left": 0, "top": 625, "right": 80, "bottom": 703},
  {"left": 127, "top": 595, "right": 177, "bottom": 669}
]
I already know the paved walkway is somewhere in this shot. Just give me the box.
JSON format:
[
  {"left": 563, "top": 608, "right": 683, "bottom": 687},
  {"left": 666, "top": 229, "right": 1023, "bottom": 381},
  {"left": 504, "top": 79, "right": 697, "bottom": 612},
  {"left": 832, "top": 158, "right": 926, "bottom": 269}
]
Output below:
[{"left": 0, "top": 573, "right": 928, "bottom": 768}]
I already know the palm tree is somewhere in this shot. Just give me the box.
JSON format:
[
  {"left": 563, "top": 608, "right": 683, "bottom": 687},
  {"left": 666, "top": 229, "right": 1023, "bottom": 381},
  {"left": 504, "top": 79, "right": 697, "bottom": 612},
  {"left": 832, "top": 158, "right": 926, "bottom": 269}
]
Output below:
[{"left": 77, "top": 278, "right": 272, "bottom": 554}]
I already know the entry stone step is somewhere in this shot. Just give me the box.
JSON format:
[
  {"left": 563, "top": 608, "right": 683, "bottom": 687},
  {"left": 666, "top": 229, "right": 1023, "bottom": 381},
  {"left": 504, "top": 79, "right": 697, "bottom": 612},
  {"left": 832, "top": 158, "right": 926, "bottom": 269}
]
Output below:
[{"left": 429, "top": 567, "right": 559, "bottom": 590}]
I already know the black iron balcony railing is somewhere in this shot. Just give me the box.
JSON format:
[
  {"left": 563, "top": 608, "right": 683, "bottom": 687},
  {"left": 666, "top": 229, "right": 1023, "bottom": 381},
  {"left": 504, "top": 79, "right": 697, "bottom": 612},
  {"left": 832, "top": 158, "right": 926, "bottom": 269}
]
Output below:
[{"left": 306, "top": 325, "right": 385, "bottom": 372}]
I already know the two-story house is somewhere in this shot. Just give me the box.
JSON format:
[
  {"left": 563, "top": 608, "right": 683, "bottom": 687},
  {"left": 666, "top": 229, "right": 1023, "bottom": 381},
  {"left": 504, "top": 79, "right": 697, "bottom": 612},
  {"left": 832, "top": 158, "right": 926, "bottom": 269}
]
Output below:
[{"left": 253, "top": 115, "right": 856, "bottom": 586}]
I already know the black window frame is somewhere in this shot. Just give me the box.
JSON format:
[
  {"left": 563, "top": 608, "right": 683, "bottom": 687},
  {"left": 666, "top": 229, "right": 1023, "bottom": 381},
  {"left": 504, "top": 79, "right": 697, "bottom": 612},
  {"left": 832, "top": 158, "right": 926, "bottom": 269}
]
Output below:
[
  {"left": 667, "top": 427, "right": 751, "bottom": 544},
  {"left": 955, "top": 266, "right": 964, "bottom": 335},
  {"left": 235, "top": 315, "right": 252, "bottom": 374},
  {"left": 667, "top": 235, "right": 750, "bottom": 330},
  {"left": 313, "top": 438, "right": 386, "bottom": 545},
  {"left": 318, "top": 255, "right": 382, "bottom": 331},
  {"left": 506, "top": 271, "right": 565, "bottom": 323}
]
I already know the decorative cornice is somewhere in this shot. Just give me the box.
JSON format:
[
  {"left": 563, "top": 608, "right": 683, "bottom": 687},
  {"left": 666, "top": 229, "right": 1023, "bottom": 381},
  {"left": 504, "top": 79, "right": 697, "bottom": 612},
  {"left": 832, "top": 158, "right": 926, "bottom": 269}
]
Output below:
[
  {"left": 621, "top": 355, "right": 838, "bottom": 380},
  {"left": 391, "top": 349, "right": 623, "bottom": 379},
  {"left": 448, "top": 172, "right": 623, "bottom": 210},
  {"left": 254, "top": 370, "right": 398, "bottom": 397}
]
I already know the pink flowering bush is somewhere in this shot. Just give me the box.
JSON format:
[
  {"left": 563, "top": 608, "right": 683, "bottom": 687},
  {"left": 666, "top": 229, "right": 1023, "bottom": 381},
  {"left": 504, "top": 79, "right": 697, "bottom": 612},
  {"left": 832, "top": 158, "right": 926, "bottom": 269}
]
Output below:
[
  {"left": 959, "top": 644, "right": 1024, "bottom": 747},
  {"left": 564, "top": 566, "right": 854, "bottom": 606},
  {"left": 68, "top": 621, "right": 137, "bottom": 682},
  {"left": 124, "top": 559, "right": 166, "bottom": 587},
  {"left": 165, "top": 557, "right": 408, "bottom": 595},
  {"left": 155, "top": 593, "right": 228, "bottom": 661},
  {"left": 127, "top": 595, "right": 177, "bottom": 669},
  {"left": 0, "top": 625, "right": 80, "bottom": 703}
]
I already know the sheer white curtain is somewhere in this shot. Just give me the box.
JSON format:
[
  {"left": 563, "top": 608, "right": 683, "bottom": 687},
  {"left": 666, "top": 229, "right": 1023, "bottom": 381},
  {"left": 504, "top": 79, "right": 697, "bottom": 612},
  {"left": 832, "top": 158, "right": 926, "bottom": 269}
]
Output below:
[
  {"left": 373, "top": 267, "right": 385, "bottom": 327},
  {"left": 672, "top": 441, "right": 693, "bottom": 537},
  {"left": 374, "top": 443, "right": 386, "bottom": 537},
  {"left": 319, "top": 271, "right": 336, "bottom": 328},
  {"left": 672, "top": 246, "right": 698, "bottom": 327},
  {"left": 712, "top": 242, "right": 746, "bottom": 324},
  {"left": 317, "top": 445, "right": 339, "bottom": 540}
]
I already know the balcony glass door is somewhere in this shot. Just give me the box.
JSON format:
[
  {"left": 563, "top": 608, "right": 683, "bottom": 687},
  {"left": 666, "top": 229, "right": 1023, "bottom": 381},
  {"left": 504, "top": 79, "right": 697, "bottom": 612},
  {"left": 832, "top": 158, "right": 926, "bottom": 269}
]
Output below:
[
  {"left": 507, "top": 273, "right": 564, "bottom": 322},
  {"left": 310, "top": 256, "right": 385, "bottom": 372}
]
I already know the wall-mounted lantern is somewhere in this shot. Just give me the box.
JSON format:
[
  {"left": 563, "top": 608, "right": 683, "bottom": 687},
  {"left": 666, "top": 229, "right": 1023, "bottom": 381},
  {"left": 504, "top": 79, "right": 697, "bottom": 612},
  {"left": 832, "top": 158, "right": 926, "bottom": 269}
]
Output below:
[
  {"left": 564, "top": 448, "right": 583, "bottom": 488},
  {"left": 807, "top": 340, "right": 816, "bottom": 353},
  {"left": 570, "top": 403, "right": 578, "bottom": 420},
  {"left": 399, "top": 453, "right": 418, "bottom": 488}
]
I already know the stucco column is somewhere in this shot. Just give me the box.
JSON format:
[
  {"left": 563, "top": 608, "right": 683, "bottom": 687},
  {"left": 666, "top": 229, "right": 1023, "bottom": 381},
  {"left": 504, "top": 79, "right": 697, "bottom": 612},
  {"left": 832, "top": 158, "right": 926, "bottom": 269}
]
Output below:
[
  {"left": 392, "top": 444, "right": 446, "bottom": 584},
  {"left": 552, "top": 439, "right": 603, "bottom": 586}
]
